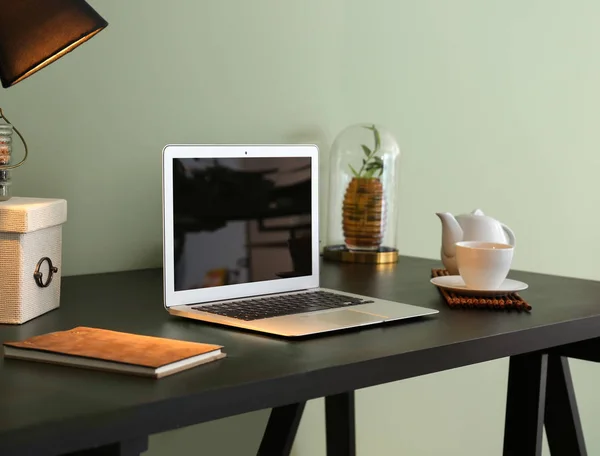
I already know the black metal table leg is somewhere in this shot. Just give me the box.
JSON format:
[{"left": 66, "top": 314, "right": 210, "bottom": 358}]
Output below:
[
  {"left": 64, "top": 437, "right": 148, "bottom": 456},
  {"left": 503, "top": 353, "right": 547, "bottom": 456},
  {"left": 545, "top": 355, "right": 587, "bottom": 455},
  {"left": 325, "top": 391, "right": 355, "bottom": 456},
  {"left": 258, "top": 402, "right": 306, "bottom": 456}
]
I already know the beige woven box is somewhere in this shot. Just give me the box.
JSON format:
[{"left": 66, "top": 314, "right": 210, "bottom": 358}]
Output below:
[{"left": 0, "top": 197, "right": 67, "bottom": 324}]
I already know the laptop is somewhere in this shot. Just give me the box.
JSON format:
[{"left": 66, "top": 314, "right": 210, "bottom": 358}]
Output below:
[{"left": 162, "top": 144, "right": 438, "bottom": 337}]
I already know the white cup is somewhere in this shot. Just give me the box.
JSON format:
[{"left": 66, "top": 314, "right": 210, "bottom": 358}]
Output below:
[{"left": 455, "top": 241, "right": 514, "bottom": 290}]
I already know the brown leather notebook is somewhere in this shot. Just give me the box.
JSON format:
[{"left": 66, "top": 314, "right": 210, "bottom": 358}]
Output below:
[{"left": 3, "top": 327, "right": 225, "bottom": 378}]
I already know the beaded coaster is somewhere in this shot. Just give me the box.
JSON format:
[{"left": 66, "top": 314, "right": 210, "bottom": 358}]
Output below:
[{"left": 431, "top": 269, "right": 532, "bottom": 312}]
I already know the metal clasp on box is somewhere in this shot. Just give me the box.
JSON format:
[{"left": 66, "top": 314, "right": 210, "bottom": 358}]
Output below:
[{"left": 34, "top": 257, "right": 58, "bottom": 288}]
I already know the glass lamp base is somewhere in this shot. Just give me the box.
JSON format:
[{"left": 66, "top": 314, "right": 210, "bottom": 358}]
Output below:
[{"left": 0, "top": 178, "right": 10, "bottom": 201}]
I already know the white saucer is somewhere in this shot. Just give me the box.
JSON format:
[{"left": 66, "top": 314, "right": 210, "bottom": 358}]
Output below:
[{"left": 430, "top": 275, "right": 529, "bottom": 296}]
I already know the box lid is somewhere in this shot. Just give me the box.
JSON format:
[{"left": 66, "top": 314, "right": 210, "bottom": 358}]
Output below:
[{"left": 0, "top": 197, "right": 67, "bottom": 233}]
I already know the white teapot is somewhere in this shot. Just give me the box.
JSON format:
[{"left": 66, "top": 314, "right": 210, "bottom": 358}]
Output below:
[{"left": 435, "top": 209, "right": 516, "bottom": 274}]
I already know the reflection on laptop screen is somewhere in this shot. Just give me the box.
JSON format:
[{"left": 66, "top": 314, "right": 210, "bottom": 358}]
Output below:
[{"left": 173, "top": 157, "right": 312, "bottom": 291}]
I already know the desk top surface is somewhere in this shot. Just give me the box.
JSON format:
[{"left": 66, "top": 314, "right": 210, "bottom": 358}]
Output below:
[{"left": 1, "top": 256, "right": 600, "bottom": 455}]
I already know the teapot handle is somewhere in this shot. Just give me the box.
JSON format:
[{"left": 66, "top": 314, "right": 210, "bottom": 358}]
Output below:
[{"left": 501, "top": 223, "right": 516, "bottom": 246}]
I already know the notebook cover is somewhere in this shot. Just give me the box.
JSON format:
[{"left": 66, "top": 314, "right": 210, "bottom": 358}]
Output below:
[{"left": 3, "top": 326, "right": 223, "bottom": 368}]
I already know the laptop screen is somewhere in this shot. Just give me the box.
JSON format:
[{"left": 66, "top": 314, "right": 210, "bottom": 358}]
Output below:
[{"left": 172, "top": 156, "right": 312, "bottom": 292}]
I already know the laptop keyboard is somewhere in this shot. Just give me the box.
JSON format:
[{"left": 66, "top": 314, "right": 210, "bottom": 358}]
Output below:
[{"left": 192, "top": 290, "right": 374, "bottom": 321}]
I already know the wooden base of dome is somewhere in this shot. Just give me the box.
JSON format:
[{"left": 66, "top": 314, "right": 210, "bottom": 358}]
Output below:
[{"left": 323, "top": 245, "right": 399, "bottom": 264}]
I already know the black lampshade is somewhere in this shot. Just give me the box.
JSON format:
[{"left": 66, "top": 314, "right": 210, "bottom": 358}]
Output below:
[{"left": 0, "top": 0, "right": 108, "bottom": 88}]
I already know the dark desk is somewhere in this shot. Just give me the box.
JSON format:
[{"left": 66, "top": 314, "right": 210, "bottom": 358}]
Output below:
[{"left": 0, "top": 256, "right": 599, "bottom": 456}]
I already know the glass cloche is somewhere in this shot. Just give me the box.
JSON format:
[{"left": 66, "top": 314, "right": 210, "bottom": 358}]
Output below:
[{"left": 324, "top": 123, "right": 401, "bottom": 263}]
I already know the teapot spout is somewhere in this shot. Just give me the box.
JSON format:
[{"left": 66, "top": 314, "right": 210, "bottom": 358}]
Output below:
[{"left": 436, "top": 212, "right": 463, "bottom": 259}]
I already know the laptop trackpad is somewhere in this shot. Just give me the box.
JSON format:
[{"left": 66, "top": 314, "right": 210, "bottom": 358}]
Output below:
[
  {"left": 274, "top": 309, "right": 383, "bottom": 331},
  {"left": 350, "top": 301, "right": 436, "bottom": 320},
  {"left": 248, "top": 309, "right": 383, "bottom": 337},
  {"left": 306, "top": 309, "right": 383, "bottom": 325}
]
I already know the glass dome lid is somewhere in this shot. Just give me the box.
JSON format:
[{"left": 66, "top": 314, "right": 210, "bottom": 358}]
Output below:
[{"left": 324, "top": 123, "right": 401, "bottom": 263}]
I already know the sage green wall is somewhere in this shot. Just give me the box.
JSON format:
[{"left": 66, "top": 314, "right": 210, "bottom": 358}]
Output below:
[{"left": 3, "top": 0, "right": 599, "bottom": 454}]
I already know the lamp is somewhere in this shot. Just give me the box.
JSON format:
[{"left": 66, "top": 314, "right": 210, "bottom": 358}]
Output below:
[
  {"left": 0, "top": 0, "right": 108, "bottom": 199},
  {"left": 0, "top": 1, "right": 108, "bottom": 325}
]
